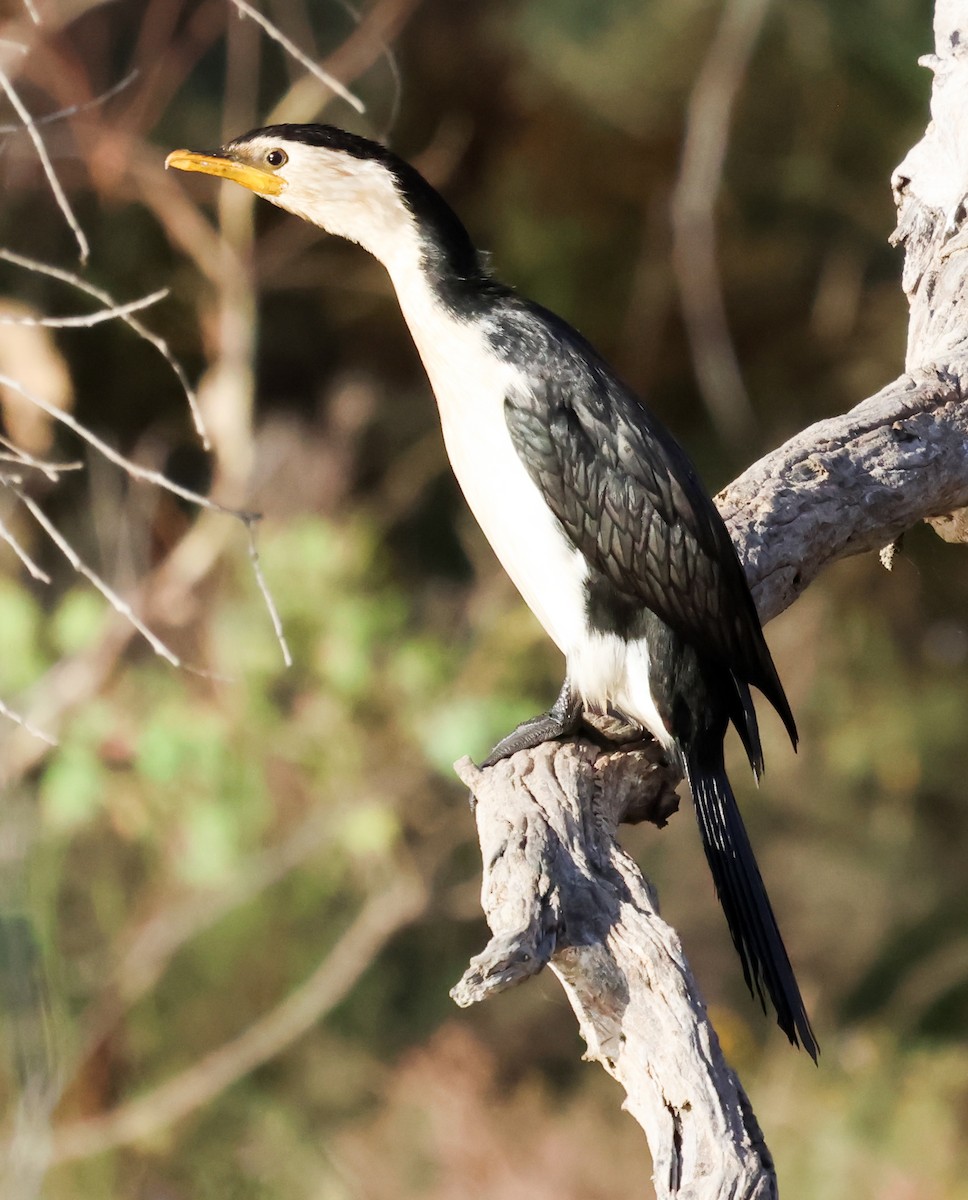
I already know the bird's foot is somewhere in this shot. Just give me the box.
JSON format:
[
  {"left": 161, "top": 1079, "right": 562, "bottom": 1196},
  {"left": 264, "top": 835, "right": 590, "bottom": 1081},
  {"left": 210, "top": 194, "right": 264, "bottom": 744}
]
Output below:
[{"left": 481, "top": 680, "right": 583, "bottom": 768}]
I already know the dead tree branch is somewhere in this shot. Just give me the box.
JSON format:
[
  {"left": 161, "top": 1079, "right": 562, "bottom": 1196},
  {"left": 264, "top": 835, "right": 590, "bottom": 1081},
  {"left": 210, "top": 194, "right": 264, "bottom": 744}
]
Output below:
[
  {"left": 453, "top": 4, "right": 968, "bottom": 1197},
  {"left": 720, "top": 365, "right": 968, "bottom": 622},
  {"left": 453, "top": 743, "right": 777, "bottom": 1200}
]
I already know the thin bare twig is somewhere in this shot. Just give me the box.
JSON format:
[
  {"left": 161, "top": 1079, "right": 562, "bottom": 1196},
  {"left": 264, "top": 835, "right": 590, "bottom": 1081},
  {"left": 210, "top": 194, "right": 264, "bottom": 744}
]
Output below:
[
  {"left": 0, "top": 68, "right": 89, "bottom": 264},
  {"left": 0, "top": 289, "right": 168, "bottom": 329},
  {"left": 263, "top": 0, "right": 419, "bottom": 127},
  {"left": 0, "top": 373, "right": 291, "bottom": 669},
  {"left": 0, "top": 695, "right": 55, "bottom": 745},
  {"left": 0, "top": 434, "right": 83, "bottom": 482},
  {"left": 0, "top": 374, "right": 245, "bottom": 518},
  {"left": 0, "top": 515, "right": 50, "bottom": 582},
  {"left": 332, "top": 0, "right": 402, "bottom": 139},
  {"left": 0, "top": 381, "right": 291, "bottom": 668},
  {"left": 0, "top": 250, "right": 208, "bottom": 448},
  {"left": 14, "top": 487, "right": 182, "bottom": 667},
  {"left": 229, "top": 0, "right": 366, "bottom": 114},
  {"left": 245, "top": 518, "right": 292, "bottom": 666},
  {"left": 0, "top": 69, "right": 138, "bottom": 134},
  {"left": 7, "top": 485, "right": 233, "bottom": 685}
]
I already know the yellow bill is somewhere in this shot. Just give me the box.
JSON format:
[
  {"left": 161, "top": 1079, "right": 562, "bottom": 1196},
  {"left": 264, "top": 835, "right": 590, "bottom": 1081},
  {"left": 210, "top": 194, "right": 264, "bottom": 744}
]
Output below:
[{"left": 164, "top": 149, "right": 285, "bottom": 196}]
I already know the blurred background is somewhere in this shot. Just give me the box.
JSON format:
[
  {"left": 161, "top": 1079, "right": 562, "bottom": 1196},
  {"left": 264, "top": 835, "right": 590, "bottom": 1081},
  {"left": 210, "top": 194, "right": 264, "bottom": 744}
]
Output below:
[{"left": 1, "top": 0, "right": 966, "bottom": 1197}]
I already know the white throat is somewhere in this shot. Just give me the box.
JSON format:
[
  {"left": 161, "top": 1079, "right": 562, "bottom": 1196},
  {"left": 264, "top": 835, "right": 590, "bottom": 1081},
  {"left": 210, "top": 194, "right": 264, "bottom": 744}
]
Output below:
[
  {"left": 378, "top": 252, "right": 594, "bottom": 668},
  {"left": 269, "top": 149, "right": 424, "bottom": 276}
]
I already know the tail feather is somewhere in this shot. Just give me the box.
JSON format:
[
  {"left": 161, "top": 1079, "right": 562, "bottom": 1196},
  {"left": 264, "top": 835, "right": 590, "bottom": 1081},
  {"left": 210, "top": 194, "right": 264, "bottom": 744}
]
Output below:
[{"left": 684, "top": 749, "right": 818, "bottom": 1061}]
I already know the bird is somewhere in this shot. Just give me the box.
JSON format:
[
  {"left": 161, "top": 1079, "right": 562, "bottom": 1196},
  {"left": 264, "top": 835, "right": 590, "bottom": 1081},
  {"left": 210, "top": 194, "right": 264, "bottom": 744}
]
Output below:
[{"left": 166, "top": 123, "right": 818, "bottom": 1059}]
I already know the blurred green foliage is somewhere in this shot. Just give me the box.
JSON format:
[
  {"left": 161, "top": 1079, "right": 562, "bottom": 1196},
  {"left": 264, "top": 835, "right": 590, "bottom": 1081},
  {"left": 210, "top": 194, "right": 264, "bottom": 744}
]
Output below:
[{"left": 1, "top": 0, "right": 966, "bottom": 1197}]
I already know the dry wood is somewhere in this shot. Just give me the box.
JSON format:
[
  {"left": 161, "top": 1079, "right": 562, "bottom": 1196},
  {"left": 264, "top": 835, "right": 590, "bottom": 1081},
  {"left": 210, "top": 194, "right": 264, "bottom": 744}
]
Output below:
[
  {"left": 452, "top": 3, "right": 968, "bottom": 1196},
  {"left": 720, "top": 365, "right": 968, "bottom": 623},
  {"left": 452, "top": 743, "right": 776, "bottom": 1200}
]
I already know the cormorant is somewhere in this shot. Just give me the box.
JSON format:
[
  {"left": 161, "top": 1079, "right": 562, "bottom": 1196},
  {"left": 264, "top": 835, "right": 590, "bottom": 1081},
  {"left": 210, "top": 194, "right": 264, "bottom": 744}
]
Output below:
[{"left": 166, "top": 124, "right": 817, "bottom": 1059}]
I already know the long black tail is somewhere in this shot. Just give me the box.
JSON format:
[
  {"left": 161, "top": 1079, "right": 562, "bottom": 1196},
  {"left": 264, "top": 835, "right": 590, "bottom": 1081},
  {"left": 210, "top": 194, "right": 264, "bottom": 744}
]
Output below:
[{"left": 684, "top": 746, "right": 818, "bottom": 1061}]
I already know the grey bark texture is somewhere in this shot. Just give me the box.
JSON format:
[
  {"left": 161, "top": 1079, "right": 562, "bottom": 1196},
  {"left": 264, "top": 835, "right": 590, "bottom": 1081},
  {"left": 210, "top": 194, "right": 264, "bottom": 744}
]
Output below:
[{"left": 451, "top": 4, "right": 967, "bottom": 1196}]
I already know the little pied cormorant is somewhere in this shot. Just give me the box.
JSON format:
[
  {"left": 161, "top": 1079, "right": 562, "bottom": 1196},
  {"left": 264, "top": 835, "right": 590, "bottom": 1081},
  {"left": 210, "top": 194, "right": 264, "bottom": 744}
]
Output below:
[{"left": 166, "top": 124, "right": 817, "bottom": 1060}]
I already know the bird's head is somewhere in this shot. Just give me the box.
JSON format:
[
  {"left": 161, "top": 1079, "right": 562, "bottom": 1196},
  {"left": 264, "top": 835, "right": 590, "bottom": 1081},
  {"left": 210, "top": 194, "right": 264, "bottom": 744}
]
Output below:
[{"left": 165, "top": 123, "right": 478, "bottom": 281}]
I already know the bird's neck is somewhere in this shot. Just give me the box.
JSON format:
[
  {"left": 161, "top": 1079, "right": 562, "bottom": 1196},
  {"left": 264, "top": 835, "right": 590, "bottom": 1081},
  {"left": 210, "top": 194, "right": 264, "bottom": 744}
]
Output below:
[
  {"left": 385, "top": 159, "right": 489, "bottom": 295},
  {"left": 306, "top": 160, "right": 493, "bottom": 318},
  {"left": 383, "top": 241, "right": 485, "bottom": 392},
  {"left": 359, "top": 206, "right": 502, "bottom": 391},
  {"left": 288, "top": 157, "right": 504, "bottom": 382},
  {"left": 372, "top": 215, "right": 513, "bottom": 447}
]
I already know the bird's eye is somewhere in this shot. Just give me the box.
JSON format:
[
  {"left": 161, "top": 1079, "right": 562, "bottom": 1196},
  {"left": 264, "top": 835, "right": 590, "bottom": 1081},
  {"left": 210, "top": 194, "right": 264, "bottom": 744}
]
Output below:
[{"left": 266, "top": 149, "right": 287, "bottom": 168}]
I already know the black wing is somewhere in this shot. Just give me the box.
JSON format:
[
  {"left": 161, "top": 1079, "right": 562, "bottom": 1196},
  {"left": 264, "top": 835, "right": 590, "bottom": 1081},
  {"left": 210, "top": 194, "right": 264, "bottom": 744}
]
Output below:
[{"left": 498, "top": 304, "right": 796, "bottom": 747}]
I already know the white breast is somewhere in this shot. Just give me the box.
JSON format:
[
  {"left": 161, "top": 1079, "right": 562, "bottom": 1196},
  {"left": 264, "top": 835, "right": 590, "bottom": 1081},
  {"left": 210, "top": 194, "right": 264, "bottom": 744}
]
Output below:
[
  {"left": 414, "top": 304, "right": 589, "bottom": 656},
  {"left": 387, "top": 264, "right": 669, "bottom": 745}
]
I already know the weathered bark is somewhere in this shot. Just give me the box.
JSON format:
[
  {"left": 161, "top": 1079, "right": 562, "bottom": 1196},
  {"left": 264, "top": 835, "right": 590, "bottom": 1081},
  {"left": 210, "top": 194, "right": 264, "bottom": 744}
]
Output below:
[
  {"left": 720, "top": 366, "right": 968, "bottom": 622},
  {"left": 452, "top": 4, "right": 968, "bottom": 1197},
  {"left": 452, "top": 743, "right": 776, "bottom": 1200}
]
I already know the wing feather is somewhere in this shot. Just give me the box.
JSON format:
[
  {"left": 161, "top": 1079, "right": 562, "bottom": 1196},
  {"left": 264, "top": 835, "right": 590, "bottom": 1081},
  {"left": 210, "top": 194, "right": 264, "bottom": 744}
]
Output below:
[{"left": 497, "top": 304, "right": 796, "bottom": 747}]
